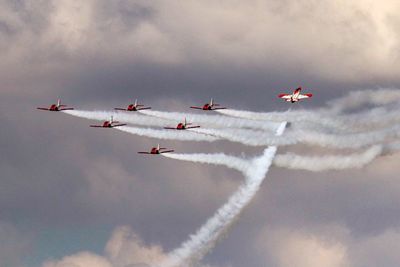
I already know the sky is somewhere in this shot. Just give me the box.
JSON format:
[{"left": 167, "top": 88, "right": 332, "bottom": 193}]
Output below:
[{"left": 1, "top": 0, "right": 400, "bottom": 266}]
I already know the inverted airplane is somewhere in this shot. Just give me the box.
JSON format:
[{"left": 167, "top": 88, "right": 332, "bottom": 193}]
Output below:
[
  {"left": 190, "top": 98, "right": 226, "bottom": 111},
  {"left": 278, "top": 87, "right": 313, "bottom": 103},
  {"left": 37, "top": 99, "right": 74, "bottom": 111},
  {"left": 90, "top": 116, "right": 127, "bottom": 128},
  {"left": 164, "top": 118, "right": 200, "bottom": 130},
  {"left": 138, "top": 144, "right": 174, "bottom": 155},
  {"left": 114, "top": 99, "right": 151, "bottom": 111}
]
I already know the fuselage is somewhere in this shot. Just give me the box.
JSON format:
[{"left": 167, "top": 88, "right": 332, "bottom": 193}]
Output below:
[
  {"left": 176, "top": 123, "right": 186, "bottom": 129},
  {"left": 150, "top": 148, "right": 160, "bottom": 154},
  {"left": 103, "top": 121, "right": 113, "bottom": 127},
  {"left": 286, "top": 97, "right": 299, "bottom": 103},
  {"left": 202, "top": 104, "right": 212, "bottom": 110},
  {"left": 49, "top": 104, "right": 60, "bottom": 111},
  {"left": 127, "top": 104, "right": 138, "bottom": 111}
]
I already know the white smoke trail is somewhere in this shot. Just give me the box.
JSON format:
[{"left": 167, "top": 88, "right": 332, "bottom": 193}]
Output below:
[
  {"left": 295, "top": 106, "right": 400, "bottom": 133},
  {"left": 190, "top": 128, "right": 296, "bottom": 147},
  {"left": 62, "top": 110, "right": 175, "bottom": 127},
  {"left": 292, "top": 125, "right": 400, "bottom": 149},
  {"left": 273, "top": 145, "right": 383, "bottom": 171},
  {"left": 217, "top": 106, "right": 400, "bottom": 133},
  {"left": 273, "top": 141, "right": 400, "bottom": 171},
  {"left": 216, "top": 89, "right": 400, "bottom": 131},
  {"left": 186, "top": 124, "right": 400, "bottom": 149},
  {"left": 216, "top": 108, "right": 317, "bottom": 123},
  {"left": 289, "top": 106, "right": 400, "bottom": 135},
  {"left": 160, "top": 122, "right": 287, "bottom": 267},
  {"left": 63, "top": 108, "right": 400, "bottom": 150},
  {"left": 139, "top": 110, "right": 280, "bottom": 131},
  {"left": 162, "top": 153, "right": 251, "bottom": 176},
  {"left": 327, "top": 88, "right": 400, "bottom": 113},
  {"left": 116, "top": 126, "right": 219, "bottom": 142}
]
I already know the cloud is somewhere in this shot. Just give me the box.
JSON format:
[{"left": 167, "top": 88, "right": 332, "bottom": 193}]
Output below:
[
  {"left": 255, "top": 223, "right": 400, "bottom": 267},
  {"left": 43, "top": 252, "right": 113, "bottom": 267},
  {"left": 42, "top": 226, "right": 166, "bottom": 267},
  {"left": 256, "top": 226, "right": 350, "bottom": 267},
  {"left": 105, "top": 226, "right": 166, "bottom": 267},
  {"left": 1, "top": 0, "right": 400, "bottom": 91},
  {"left": 1, "top": 1, "right": 400, "bottom": 266},
  {"left": 351, "top": 228, "right": 400, "bottom": 267}
]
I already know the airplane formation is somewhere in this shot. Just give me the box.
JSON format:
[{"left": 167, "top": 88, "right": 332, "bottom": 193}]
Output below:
[{"left": 37, "top": 87, "right": 312, "bottom": 154}]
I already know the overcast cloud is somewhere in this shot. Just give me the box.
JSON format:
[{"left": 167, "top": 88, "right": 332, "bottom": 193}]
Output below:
[{"left": 0, "top": 1, "right": 399, "bottom": 267}]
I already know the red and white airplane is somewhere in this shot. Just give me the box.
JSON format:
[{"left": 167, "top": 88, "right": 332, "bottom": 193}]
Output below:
[
  {"left": 190, "top": 98, "right": 226, "bottom": 111},
  {"left": 114, "top": 99, "right": 151, "bottom": 111},
  {"left": 90, "top": 116, "right": 127, "bottom": 128},
  {"left": 164, "top": 118, "right": 200, "bottom": 130},
  {"left": 37, "top": 99, "right": 74, "bottom": 111},
  {"left": 278, "top": 87, "right": 313, "bottom": 103},
  {"left": 138, "top": 144, "right": 174, "bottom": 155}
]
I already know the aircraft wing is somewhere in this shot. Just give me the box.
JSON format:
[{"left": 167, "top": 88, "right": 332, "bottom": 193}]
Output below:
[
  {"left": 137, "top": 152, "right": 151, "bottom": 154},
  {"left": 90, "top": 125, "right": 104, "bottom": 128},
  {"left": 160, "top": 150, "right": 174, "bottom": 154},
  {"left": 187, "top": 126, "right": 200, "bottom": 129},
  {"left": 137, "top": 107, "right": 151, "bottom": 110},
  {"left": 297, "top": 93, "right": 313, "bottom": 99},
  {"left": 37, "top": 107, "right": 50, "bottom": 111},
  {"left": 190, "top": 106, "right": 203, "bottom": 110},
  {"left": 114, "top": 108, "right": 127, "bottom": 111},
  {"left": 60, "top": 108, "right": 74, "bottom": 111},
  {"left": 212, "top": 107, "right": 227, "bottom": 110},
  {"left": 112, "top": 124, "right": 127, "bottom": 127},
  {"left": 164, "top": 127, "right": 177, "bottom": 130},
  {"left": 278, "top": 94, "right": 292, "bottom": 99}
]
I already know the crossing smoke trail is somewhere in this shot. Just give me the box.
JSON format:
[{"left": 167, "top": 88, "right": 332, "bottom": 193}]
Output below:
[
  {"left": 116, "top": 126, "right": 219, "bottom": 142},
  {"left": 56, "top": 89, "right": 400, "bottom": 267},
  {"left": 63, "top": 89, "right": 400, "bottom": 136},
  {"left": 160, "top": 122, "right": 287, "bottom": 267},
  {"left": 63, "top": 108, "right": 400, "bottom": 149}
]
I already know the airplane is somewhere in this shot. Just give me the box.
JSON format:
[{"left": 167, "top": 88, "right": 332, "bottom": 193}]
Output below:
[
  {"left": 90, "top": 116, "right": 127, "bottom": 128},
  {"left": 190, "top": 98, "right": 227, "bottom": 111},
  {"left": 278, "top": 87, "right": 313, "bottom": 103},
  {"left": 164, "top": 118, "right": 200, "bottom": 130},
  {"left": 138, "top": 144, "right": 174, "bottom": 155},
  {"left": 114, "top": 99, "right": 151, "bottom": 111},
  {"left": 37, "top": 99, "right": 74, "bottom": 111}
]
